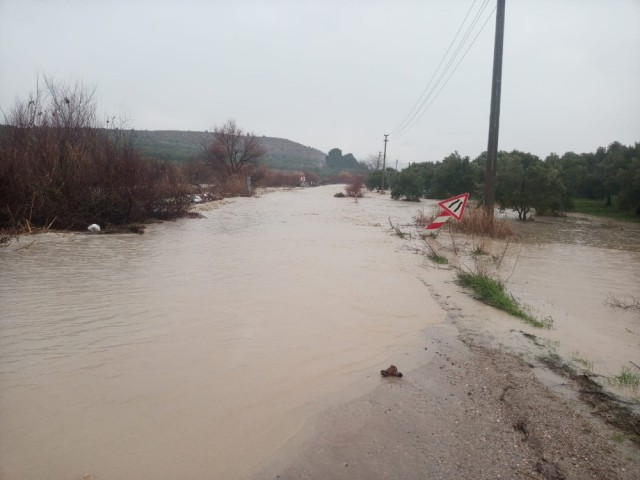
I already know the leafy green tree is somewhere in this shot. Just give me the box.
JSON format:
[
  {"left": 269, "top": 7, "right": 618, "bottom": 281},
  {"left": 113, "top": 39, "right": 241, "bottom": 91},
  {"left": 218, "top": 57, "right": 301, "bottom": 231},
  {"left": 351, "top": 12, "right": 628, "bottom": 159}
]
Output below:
[
  {"left": 325, "top": 148, "right": 361, "bottom": 171},
  {"left": 527, "top": 163, "right": 566, "bottom": 215},
  {"left": 342, "top": 153, "right": 359, "bottom": 169},
  {"left": 611, "top": 142, "right": 640, "bottom": 214},
  {"left": 546, "top": 151, "right": 587, "bottom": 208},
  {"left": 600, "top": 142, "right": 627, "bottom": 207},
  {"left": 391, "top": 168, "right": 424, "bottom": 201},
  {"left": 496, "top": 151, "right": 565, "bottom": 220},
  {"left": 365, "top": 167, "right": 396, "bottom": 191},
  {"left": 409, "top": 162, "right": 437, "bottom": 197},
  {"left": 325, "top": 148, "right": 344, "bottom": 169},
  {"left": 431, "top": 152, "right": 479, "bottom": 199}
]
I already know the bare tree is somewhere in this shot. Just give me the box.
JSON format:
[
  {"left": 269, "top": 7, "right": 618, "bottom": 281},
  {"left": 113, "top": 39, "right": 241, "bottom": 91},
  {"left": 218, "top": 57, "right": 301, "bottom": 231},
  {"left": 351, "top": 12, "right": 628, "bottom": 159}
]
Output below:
[
  {"left": 206, "top": 120, "right": 265, "bottom": 176},
  {"left": 364, "top": 153, "right": 382, "bottom": 171}
]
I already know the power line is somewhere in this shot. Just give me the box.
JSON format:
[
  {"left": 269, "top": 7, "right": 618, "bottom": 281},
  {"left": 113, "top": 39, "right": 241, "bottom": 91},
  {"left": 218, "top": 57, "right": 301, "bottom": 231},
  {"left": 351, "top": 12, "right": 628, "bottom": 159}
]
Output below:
[
  {"left": 390, "top": 0, "right": 479, "bottom": 137},
  {"left": 397, "top": 5, "right": 497, "bottom": 138},
  {"left": 391, "top": 0, "right": 495, "bottom": 139},
  {"left": 395, "top": 0, "right": 492, "bottom": 138}
]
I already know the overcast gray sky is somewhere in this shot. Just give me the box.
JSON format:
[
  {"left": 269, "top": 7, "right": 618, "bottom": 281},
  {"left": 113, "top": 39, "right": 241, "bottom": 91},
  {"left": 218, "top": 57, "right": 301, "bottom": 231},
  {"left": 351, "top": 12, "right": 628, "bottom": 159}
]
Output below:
[{"left": 1, "top": 0, "right": 639, "bottom": 165}]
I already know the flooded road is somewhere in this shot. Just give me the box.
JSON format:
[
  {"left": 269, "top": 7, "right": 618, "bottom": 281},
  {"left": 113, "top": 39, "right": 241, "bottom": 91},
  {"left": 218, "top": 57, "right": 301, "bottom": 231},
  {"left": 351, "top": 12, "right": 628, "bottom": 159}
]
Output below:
[
  {"left": 0, "top": 186, "right": 444, "bottom": 480},
  {"left": 505, "top": 214, "right": 640, "bottom": 384},
  {"left": 1, "top": 186, "right": 638, "bottom": 479}
]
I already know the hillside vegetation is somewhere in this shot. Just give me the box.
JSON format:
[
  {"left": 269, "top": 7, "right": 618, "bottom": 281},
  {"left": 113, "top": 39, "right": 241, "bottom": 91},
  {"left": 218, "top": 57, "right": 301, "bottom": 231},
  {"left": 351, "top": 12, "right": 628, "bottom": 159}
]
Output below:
[{"left": 131, "top": 130, "right": 326, "bottom": 170}]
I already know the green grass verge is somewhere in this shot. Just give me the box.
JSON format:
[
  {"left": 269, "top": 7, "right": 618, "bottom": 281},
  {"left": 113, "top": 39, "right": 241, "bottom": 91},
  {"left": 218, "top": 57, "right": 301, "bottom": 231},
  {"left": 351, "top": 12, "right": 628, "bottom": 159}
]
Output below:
[
  {"left": 571, "top": 198, "right": 640, "bottom": 222},
  {"left": 457, "top": 271, "right": 550, "bottom": 328}
]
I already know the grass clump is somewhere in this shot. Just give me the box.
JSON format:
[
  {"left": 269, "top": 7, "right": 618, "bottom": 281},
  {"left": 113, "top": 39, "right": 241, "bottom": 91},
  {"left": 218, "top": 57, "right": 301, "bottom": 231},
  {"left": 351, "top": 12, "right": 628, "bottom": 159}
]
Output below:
[
  {"left": 571, "top": 351, "right": 595, "bottom": 373},
  {"left": 472, "top": 245, "right": 489, "bottom": 256},
  {"left": 457, "top": 271, "right": 550, "bottom": 328},
  {"left": 429, "top": 253, "right": 449, "bottom": 265},
  {"left": 609, "top": 366, "right": 640, "bottom": 391}
]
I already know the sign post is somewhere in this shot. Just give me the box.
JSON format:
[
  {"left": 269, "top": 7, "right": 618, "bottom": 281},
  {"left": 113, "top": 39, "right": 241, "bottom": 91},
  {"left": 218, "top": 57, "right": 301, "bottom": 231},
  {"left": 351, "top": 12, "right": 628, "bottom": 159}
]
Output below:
[{"left": 425, "top": 193, "right": 469, "bottom": 234}]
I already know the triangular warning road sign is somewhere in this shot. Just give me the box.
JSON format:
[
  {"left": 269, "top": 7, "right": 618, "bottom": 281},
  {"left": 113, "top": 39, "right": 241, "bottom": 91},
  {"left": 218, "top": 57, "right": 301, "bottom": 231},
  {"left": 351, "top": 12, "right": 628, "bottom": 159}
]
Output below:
[{"left": 437, "top": 192, "right": 469, "bottom": 221}]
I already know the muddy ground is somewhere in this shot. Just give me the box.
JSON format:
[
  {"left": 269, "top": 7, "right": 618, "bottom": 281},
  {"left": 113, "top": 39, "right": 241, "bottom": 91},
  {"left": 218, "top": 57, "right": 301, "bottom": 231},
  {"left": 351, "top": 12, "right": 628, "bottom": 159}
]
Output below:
[{"left": 257, "top": 320, "right": 640, "bottom": 480}]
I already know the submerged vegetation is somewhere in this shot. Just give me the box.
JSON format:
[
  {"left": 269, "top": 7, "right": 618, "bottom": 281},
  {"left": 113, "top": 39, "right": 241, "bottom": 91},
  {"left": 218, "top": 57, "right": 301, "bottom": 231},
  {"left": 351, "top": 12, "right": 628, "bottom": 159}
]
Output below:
[
  {"left": 457, "top": 271, "right": 550, "bottom": 328},
  {"left": 609, "top": 366, "right": 640, "bottom": 391}
]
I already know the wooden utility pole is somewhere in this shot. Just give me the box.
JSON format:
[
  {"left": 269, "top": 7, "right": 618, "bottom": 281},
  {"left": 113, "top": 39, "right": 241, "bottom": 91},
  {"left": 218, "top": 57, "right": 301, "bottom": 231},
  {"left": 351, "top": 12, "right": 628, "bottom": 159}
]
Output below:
[
  {"left": 381, "top": 134, "right": 389, "bottom": 191},
  {"left": 484, "top": 0, "right": 506, "bottom": 214}
]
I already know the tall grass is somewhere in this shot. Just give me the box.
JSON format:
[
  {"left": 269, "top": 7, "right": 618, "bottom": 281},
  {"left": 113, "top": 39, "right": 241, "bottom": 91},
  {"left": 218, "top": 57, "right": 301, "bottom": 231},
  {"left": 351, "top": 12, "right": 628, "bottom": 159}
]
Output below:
[
  {"left": 415, "top": 206, "right": 514, "bottom": 238},
  {"left": 456, "top": 208, "right": 514, "bottom": 238}
]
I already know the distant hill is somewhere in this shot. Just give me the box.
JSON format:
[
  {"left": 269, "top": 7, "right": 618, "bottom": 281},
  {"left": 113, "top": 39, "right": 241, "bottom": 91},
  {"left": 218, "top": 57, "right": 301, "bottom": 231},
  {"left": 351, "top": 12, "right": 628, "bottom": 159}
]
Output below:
[{"left": 130, "top": 130, "right": 326, "bottom": 171}]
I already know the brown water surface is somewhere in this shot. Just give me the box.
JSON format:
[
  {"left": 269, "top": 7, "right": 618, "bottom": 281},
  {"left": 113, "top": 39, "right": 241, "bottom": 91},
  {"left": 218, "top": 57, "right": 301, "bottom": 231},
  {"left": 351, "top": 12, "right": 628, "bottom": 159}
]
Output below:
[
  {"left": 0, "top": 186, "right": 443, "bottom": 480},
  {"left": 506, "top": 213, "right": 640, "bottom": 380},
  {"left": 1, "top": 188, "right": 638, "bottom": 479}
]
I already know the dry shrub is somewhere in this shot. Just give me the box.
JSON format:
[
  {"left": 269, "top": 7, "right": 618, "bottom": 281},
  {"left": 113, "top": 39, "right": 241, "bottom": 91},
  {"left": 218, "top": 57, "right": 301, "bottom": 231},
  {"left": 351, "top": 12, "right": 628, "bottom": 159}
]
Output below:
[
  {"left": 215, "top": 175, "right": 252, "bottom": 197},
  {"left": 0, "top": 77, "right": 193, "bottom": 231},
  {"left": 262, "top": 171, "right": 302, "bottom": 187},
  {"left": 345, "top": 175, "right": 364, "bottom": 197},
  {"left": 328, "top": 172, "right": 358, "bottom": 184},
  {"left": 414, "top": 206, "right": 513, "bottom": 238},
  {"left": 454, "top": 208, "right": 514, "bottom": 238},
  {"left": 415, "top": 208, "right": 439, "bottom": 228},
  {"left": 259, "top": 170, "right": 319, "bottom": 188}
]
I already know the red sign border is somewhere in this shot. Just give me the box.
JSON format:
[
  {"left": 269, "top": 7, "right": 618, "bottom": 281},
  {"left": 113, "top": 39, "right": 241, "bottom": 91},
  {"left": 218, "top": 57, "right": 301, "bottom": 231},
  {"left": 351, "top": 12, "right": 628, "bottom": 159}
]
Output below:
[{"left": 437, "top": 192, "right": 469, "bottom": 221}]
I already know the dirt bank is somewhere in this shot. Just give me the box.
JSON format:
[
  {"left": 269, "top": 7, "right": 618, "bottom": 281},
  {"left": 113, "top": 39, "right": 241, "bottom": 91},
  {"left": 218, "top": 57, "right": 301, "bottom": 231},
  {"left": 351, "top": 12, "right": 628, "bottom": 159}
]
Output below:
[{"left": 256, "top": 322, "right": 640, "bottom": 479}]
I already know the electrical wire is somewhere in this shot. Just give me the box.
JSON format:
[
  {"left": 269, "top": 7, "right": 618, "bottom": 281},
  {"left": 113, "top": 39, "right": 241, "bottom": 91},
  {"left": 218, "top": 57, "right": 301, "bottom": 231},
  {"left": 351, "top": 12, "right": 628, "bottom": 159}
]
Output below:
[
  {"left": 391, "top": 0, "right": 496, "bottom": 139},
  {"left": 395, "top": 0, "right": 491, "bottom": 138},
  {"left": 397, "top": 5, "right": 497, "bottom": 138},
  {"left": 390, "top": 0, "right": 479, "bottom": 137}
]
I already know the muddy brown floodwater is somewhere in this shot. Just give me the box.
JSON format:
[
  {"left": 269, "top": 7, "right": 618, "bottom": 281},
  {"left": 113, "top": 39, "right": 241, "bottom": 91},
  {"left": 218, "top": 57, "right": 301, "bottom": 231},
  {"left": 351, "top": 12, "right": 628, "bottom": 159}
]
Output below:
[{"left": 0, "top": 186, "right": 638, "bottom": 479}]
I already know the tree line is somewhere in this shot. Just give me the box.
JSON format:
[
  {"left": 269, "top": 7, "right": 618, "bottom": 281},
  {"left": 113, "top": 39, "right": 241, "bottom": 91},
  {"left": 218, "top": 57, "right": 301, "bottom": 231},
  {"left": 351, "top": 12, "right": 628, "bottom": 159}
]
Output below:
[
  {"left": 364, "top": 144, "right": 639, "bottom": 219},
  {"left": 2, "top": 77, "right": 637, "bottom": 233}
]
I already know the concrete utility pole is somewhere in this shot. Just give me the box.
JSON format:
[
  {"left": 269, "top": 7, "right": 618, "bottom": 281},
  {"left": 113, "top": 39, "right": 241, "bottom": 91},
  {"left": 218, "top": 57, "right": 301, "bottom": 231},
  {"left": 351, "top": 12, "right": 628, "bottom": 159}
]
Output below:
[
  {"left": 381, "top": 134, "right": 389, "bottom": 191},
  {"left": 484, "top": 0, "right": 506, "bottom": 214}
]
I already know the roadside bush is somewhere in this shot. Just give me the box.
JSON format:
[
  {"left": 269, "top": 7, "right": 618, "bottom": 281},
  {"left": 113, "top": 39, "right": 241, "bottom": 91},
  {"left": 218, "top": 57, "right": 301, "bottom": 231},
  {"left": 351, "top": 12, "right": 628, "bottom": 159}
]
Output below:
[
  {"left": 0, "top": 77, "right": 192, "bottom": 231},
  {"left": 391, "top": 169, "right": 424, "bottom": 201},
  {"left": 345, "top": 175, "right": 364, "bottom": 197},
  {"left": 262, "top": 171, "right": 305, "bottom": 187}
]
